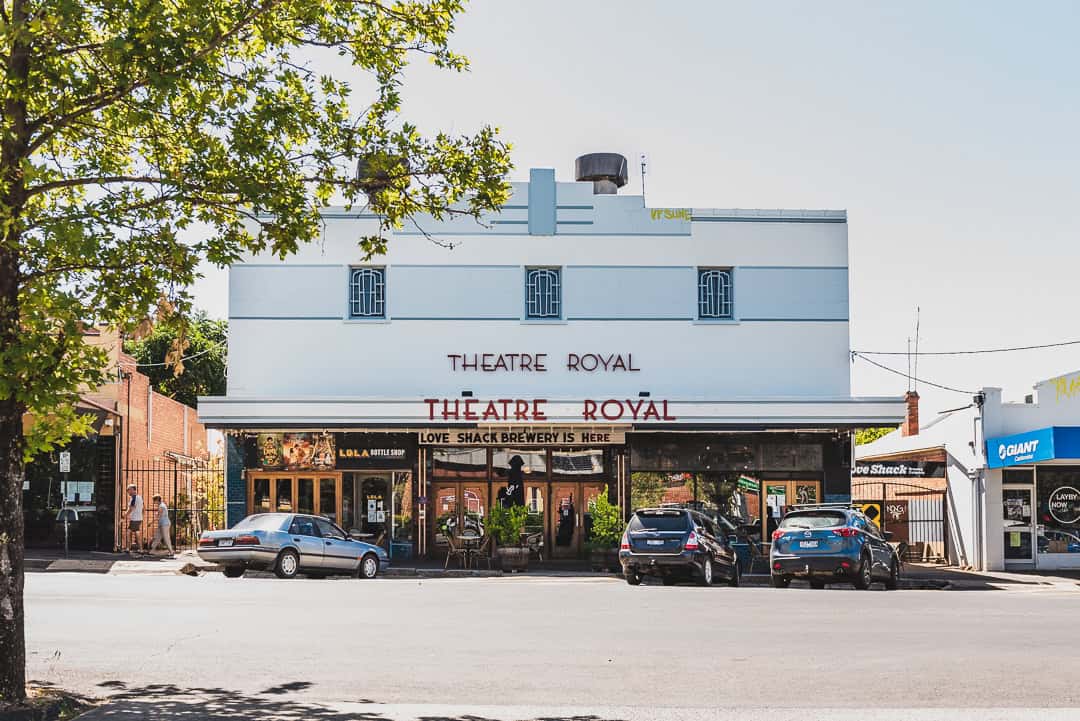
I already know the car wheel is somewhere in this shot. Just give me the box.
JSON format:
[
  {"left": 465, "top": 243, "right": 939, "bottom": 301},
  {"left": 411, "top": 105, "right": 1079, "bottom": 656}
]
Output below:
[
  {"left": 771, "top": 574, "right": 790, "bottom": 589},
  {"left": 727, "top": 563, "right": 741, "bottom": 588},
  {"left": 357, "top": 553, "right": 379, "bottom": 579},
  {"left": 884, "top": 558, "right": 900, "bottom": 590},
  {"left": 852, "top": 554, "right": 872, "bottom": 590},
  {"left": 698, "top": 557, "right": 714, "bottom": 586},
  {"left": 274, "top": 549, "right": 300, "bottom": 579},
  {"left": 809, "top": 579, "right": 826, "bottom": 590},
  {"left": 661, "top": 575, "right": 679, "bottom": 586},
  {"left": 625, "top": 569, "right": 642, "bottom": 586},
  {"left": 221, "top": 565, "right": 245, "bottom": 579}
]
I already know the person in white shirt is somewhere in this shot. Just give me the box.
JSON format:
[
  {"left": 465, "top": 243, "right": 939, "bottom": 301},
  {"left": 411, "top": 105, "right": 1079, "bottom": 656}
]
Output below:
[
  {"left": 125, "top": 484, "right": 144, "bottom": 553},
  {"left": 149, "top": 494, "right": 174, "bottom": 556}
]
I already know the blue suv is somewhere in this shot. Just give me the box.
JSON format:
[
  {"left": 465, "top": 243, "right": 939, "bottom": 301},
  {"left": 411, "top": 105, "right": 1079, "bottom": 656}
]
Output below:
[{"left": 770, "top": 504, "right": 900, "bottom": 590}]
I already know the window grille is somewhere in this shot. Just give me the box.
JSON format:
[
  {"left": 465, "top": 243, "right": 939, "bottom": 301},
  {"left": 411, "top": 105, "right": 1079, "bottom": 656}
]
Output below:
[
  {"left": 349, "top": 267, "right": 386, "bottom": 318},
  {"left": 525, "top": 267, "right": 561, "bottom": 319},
  {"left": 697, "top": 268, "right": 733, "bottom": 319}
]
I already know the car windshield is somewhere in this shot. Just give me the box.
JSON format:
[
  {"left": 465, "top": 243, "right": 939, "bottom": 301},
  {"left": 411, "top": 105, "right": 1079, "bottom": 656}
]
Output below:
[
  {"left": 234, "top": 514, "right": 288, "bottom": 531},
  {"left": 629, "top": 512, "right": 689, "bottom": 532},
  {"left": 780, "top": 511, "right": 847, "bottom": 530}
]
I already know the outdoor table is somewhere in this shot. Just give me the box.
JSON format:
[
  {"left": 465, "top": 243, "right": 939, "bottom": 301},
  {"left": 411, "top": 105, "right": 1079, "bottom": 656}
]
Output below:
[
  {"left": 350, "top": 532, "right": 376, "bottom": 541},
  {"left": 457, "top": 535, "right": 482, "bottom": 568}
]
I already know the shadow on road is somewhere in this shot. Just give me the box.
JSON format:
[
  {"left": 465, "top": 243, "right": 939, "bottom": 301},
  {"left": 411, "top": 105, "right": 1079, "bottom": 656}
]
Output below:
[{"left": 78, "top": 682, "right": 624, "bottom": 721}]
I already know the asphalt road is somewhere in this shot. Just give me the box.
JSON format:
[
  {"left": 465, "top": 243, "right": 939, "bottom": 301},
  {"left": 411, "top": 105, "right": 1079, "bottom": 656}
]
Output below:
[{"left": 23, "top": 572, "right": 1080, "bottom": 720}]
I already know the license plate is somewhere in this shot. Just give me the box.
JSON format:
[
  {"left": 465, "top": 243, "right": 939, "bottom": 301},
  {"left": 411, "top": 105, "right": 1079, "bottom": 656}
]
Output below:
[
  {"left": 218, "top": 539, "right": 233, "bottom": 547},
  {"left": 798, "top": 540, "right": 819, "bottom": 548},
  {"left": 647, "top": 539, "right": 664, "bottom": 546}
]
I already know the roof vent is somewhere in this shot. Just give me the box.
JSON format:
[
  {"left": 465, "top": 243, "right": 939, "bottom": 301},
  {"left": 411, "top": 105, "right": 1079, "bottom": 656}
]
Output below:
[{"left": 575, "top": 153, "right": 629, "bottom": 195}]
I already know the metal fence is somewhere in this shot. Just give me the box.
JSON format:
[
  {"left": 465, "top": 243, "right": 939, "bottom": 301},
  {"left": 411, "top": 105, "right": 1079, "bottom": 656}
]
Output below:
[
  {"left": 851, "top": 480, "right": 947, "bottom": 563},
  {"left": 121, "top": 459, "right": 225, "bottom": 551}
]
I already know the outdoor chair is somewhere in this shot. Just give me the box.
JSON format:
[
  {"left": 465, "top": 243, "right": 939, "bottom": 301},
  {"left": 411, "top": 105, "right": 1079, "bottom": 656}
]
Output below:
[
  {"left": 444, "top": 533, "right": 467, "bottom": 569},
  {"left": 525, "top": 531, "right": 544, "bottom": 562},
  {"left": 473, "top": 534, "right": 494, "bottom": 570}
]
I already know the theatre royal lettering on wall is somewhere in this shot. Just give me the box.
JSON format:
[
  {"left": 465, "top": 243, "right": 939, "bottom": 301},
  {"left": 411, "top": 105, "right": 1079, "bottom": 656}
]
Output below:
[{"left": 426, "top": 351, "right": 675, "bottom": 424}]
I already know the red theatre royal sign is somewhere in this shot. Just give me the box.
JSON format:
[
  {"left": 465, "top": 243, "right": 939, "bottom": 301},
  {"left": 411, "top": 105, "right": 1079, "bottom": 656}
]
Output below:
[{"left": 423, "top": 398, "right": 676, "bottom": 422}]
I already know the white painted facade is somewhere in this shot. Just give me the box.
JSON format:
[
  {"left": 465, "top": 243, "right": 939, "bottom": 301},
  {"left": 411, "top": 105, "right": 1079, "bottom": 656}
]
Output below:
[
  {"left": 201, "top": 166, "right": 903, "bottom": 429},
  {"left": 859, "top": 369, "right": 1080, "bottom": 571}
]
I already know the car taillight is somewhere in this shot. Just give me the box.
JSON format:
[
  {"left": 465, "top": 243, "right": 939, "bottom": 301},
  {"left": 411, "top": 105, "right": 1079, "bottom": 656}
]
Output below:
[
  {"left": 771, "top": 530, "right": 785, "bottom": 541},
  {"left": 684, "top": 532, "right": 700, "bottom": 551},
  {"left": 620, "top": 532, "right": 630, "bottom": 550},
  {"left": 198, "top": 537, "right": 215, "bottom": 546},
  {"left": 833, "top": 527, "right": 859, "bottom": 537},
  {"left": 234, "top": 534, "right": 260, "bottom": 545}
]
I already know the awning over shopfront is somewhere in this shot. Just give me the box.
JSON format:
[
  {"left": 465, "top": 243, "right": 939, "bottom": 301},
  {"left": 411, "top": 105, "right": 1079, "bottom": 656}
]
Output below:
[
  {"left": 197, "top": 396, "right": 906, "bottom": 430},
  {"left": 986, "top": 426, "right": 1080, "bottom": 468}
]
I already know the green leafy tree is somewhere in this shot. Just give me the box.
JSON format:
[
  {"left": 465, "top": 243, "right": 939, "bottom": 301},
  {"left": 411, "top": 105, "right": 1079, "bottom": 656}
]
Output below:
[
  {"left": 585, "top": 486, "right": 622, "bottom": 550},
  {"left": 855, "top": 427, "right": 898, "bottom": 446},
  {"left": 0, "top": 0, "right": 511, "bottom": 702},
  {"left": 124, "top": 311, "right": 227, "bottom": 407}
]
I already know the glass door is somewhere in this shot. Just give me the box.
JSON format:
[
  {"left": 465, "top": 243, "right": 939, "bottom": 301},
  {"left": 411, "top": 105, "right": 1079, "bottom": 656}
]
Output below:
[
  {"left": 1003, "top": 486, "right": 1035, "bottom": 566},
  {"left": 432, "top": 482, "right": 459, "bottom": 551},
  {"left": 550, "top": 482, "right": 579, "bottom": 558}
]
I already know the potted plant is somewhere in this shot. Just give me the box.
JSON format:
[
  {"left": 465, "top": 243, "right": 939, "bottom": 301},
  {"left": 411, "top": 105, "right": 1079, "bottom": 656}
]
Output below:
[
  {"left": 585, "top": 487, "right": 623, "bottom": 572},
  {"left": 486, "top": 504, "right": 530, "bottom": 572}
]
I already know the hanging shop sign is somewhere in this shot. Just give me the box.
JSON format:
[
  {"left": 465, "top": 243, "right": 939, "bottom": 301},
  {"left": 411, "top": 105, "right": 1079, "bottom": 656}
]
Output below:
[
  {"left": 256, "top": 432, "right": 335, "bottom": 470},
  {"left": 335, "top": 433, "right": 413, "bottom": 470},
  {"left": 853, "top": 460, "right": 947, "bottom": 478},
  {"left": 418, "top": 426, "right": 626, "bottom": 446}
]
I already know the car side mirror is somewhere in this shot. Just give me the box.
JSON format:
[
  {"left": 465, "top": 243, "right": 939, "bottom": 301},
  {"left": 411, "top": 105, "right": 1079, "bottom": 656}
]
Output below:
[{"left": 883, "top": 531, "right": 894, "bottom": 541}]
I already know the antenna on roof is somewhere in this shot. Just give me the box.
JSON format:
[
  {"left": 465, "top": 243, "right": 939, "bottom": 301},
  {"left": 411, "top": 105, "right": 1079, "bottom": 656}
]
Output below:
[
  {"left": 913, "top": 306, "right": 921, "bottom": 393},
  {"left": 640, "top": 153, "right": 648, "bottom": 204}
]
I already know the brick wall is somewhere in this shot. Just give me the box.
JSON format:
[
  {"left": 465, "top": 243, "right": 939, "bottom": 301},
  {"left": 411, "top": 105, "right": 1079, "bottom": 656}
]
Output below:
[{"left": 117, "top": 352, "right": 208, "bottom": 467}]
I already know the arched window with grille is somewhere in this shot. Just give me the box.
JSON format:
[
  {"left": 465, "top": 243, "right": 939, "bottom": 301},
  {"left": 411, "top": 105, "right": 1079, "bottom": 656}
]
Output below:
[
  {"left": 697, "top": 268, "right": 733, "bottom": 319},
  {"left": 349, "top": 267, "right": 386, "bottom": 318},
  {"left": 525, "top": 267, "right": 561, "bottom": 319}
]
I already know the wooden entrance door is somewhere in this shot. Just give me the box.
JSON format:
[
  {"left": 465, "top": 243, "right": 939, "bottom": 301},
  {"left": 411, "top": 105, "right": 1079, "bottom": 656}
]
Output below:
[{"left": 761, "top": 480, "right": 822, "bottom": 543}]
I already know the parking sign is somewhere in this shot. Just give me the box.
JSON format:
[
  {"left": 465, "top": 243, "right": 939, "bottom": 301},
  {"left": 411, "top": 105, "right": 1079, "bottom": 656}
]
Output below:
[{"left": 59, "top": 451, "right": 71, "bottom": 473}]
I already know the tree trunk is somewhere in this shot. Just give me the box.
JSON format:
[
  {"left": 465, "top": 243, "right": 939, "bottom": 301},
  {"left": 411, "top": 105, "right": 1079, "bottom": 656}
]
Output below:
[
  {"left": 0, "top": 0, "right": 30, "bottom": 695},
  {"left": 0, "top": 396, "right": 26, "bottom": 704}
]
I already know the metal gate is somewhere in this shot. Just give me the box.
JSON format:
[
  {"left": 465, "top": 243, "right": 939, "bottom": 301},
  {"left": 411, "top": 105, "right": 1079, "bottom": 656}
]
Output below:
[
  {"left": 120, "top": 459, "right": 225, "bottom": 551},
  {"left": 851, "top": 481, "right": 947, "bottom": 563}
]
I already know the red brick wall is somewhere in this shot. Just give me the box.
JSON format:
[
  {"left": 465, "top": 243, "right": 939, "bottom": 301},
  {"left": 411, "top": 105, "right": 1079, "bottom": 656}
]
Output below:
[{"left": 117, "top": 354, "right": 208, "bottom": 467}]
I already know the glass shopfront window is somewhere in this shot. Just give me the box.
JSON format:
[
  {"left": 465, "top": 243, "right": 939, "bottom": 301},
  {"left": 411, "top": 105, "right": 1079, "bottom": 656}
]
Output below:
[
  {"left": 433, "top": 448, "right": 487, "bottom": 479},
  {"left": 275, "top": 478, "right": 293, "bottom": 512},
  {"left": 551, "top": 449, "right": 605, "bottom": 481},
  {"left": 253, "top": 478, "right": 271, "bottom": 512},
  {"left": 1036, "top": 467, "right": 1080, "bottom": 555}
]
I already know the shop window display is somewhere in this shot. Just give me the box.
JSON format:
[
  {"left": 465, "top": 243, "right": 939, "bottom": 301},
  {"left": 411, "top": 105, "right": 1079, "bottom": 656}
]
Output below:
[{"left": 1036, "top": 467, "right": 1080, "bottom": 554}]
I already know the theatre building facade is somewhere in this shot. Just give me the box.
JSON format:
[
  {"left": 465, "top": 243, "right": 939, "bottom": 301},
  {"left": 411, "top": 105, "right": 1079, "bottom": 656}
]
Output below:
[{"left": 199, "top": 155, "right": 905, "bottom": 561}]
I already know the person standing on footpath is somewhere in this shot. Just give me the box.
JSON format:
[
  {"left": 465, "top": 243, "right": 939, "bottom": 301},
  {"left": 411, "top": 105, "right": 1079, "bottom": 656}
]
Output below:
[
  {"left": 125, "top": 483, "right": 144, "bottom": 554},
  {"left": 149, "top": 494, "right": 174, "bottom": 557}
]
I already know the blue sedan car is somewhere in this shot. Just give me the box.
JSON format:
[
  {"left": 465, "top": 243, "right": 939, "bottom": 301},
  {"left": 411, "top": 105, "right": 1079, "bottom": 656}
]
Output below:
[
  {"left": 770, "top": 505, "right": 900, "bottom": 590},
  {"left": 198, "top": 513, "right": 389, "bottom": 579}
]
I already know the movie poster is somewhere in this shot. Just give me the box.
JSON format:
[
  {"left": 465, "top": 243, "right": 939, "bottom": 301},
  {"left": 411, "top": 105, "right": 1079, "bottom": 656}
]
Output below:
[
  {"left": 257, "top": 432, "right": 335, "bottom": 470},
  {"left": 258, "top": 433, "right": 284, "bottom": 469}
]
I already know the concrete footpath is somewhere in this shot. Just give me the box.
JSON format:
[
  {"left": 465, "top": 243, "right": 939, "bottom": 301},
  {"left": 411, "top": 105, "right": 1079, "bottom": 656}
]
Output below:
[{"left": 23, "top": 549, "right": 1080, "bottom": 590}]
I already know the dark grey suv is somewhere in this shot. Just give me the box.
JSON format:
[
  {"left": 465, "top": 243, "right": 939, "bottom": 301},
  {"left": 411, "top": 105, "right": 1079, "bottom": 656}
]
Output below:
[{"left": 619, "top": 508, "right": 740, "bottom": 587}]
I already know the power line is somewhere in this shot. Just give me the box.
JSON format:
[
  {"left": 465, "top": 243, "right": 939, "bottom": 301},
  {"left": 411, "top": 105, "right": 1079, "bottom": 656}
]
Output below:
[
  {"left": 854, "top": 338, "right": 1080, "bottom": 356},
  {"left": 852, "top": 352, "right": 975, "bottom": 395},
  {"left": 120, "top": 343, "right": 224, "bottom": 368}
]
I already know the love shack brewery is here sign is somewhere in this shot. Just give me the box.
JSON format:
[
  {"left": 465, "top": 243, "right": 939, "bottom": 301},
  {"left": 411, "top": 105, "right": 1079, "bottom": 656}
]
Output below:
[{"left": 423, "top": 351, "right": 676, "bottom": 424}]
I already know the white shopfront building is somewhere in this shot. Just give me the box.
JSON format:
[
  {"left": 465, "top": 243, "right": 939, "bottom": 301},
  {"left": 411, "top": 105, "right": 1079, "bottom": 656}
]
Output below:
[{"left": 200, "top": 155, "right": 905, "bottom": 560}]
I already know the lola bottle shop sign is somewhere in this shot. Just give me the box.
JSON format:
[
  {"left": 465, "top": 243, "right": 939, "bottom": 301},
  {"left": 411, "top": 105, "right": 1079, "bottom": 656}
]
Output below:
[{"left": 424, "top": 351, "right": 676, "bottom": 426}]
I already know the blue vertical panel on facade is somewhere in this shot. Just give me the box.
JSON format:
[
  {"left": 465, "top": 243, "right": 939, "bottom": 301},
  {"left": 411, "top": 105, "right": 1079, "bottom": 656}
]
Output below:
[
  {"left": 528, "top": 168, "right": 556, "bottom": 235},
  {"left": 226, "top": 434, "right": 246, "bottom": 527}
]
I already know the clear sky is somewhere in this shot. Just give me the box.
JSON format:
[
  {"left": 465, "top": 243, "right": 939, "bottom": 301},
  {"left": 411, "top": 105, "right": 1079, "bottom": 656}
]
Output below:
[{"left": 192, "top": 0, "right": 1080, "bottom": 417}]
